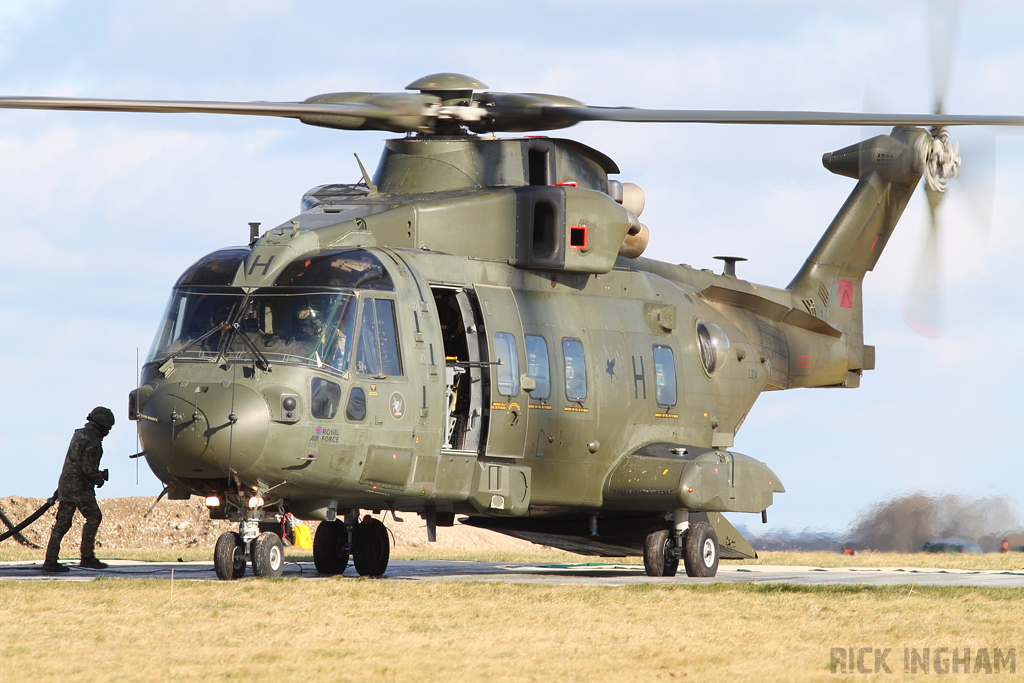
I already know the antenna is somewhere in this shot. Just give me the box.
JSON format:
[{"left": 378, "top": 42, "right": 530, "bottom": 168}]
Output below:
[
  {"left": 354, "top": 153, "right": 378, "bottom": 195},
  {"left": 713, "top": 256, "right": 747, "bottom": 278},
  {"left": 135, "top": 347, "right": 140, "bottom": 486},
  {"left": 226, "top": 363, "right": 237, "bottom": 486}
]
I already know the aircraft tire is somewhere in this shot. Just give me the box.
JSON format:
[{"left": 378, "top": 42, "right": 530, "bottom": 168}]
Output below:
[
  {"left": 252, "top": 531, "right": 285, "bottom": 578},
  {"left": 643, "top": 525, "right": 679, "bottom": 577},
  {"left": 313, "top": 519, "right": 349, "bottom": 575},
  {"left": 352, "top": 518, "right": 390, "bottom": 577},
  {"left": 214, "top": 531, "right": 246, "bottom": 580},
  {"left": 683, "top": 521, "right": 719, "bottom": 578}
]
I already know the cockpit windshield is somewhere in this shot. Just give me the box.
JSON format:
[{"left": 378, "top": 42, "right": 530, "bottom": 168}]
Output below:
[{"left": 147, "top": 288, "right": 357, "bottom": 373}]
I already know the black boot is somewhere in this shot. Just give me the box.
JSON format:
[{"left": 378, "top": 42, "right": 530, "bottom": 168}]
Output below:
[
  {"left": 79, "top": 557, "right": 108, "bottom": 570},
  {"left": 41, "top": 560, "right": 70, "bottom": 573}
]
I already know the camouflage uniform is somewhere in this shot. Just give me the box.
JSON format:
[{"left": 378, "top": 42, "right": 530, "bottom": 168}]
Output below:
[{"left": 45, "top": 411, "right": 111, "bottom": 567}]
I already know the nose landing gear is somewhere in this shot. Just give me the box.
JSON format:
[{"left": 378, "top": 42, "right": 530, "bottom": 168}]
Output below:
[
  {"left": 214, "top": 531, "right": 246, "bottom": 580},
  {"left": 214, "top": 514, "right": 286, "bottom": 580},
  {"left": 252, "top": 531, "right": 285, "bottom": 577}
]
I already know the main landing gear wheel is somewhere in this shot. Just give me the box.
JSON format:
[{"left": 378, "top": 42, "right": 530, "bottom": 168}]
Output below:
[
  {"left": 683, "top": 521, "right": 719, "bottom": 578},
  {"left": 313, "top": 519, "right": 350, "bottom": 575},
  {"left": 352, "top": 517, "right": 390, "bottom": 577},
  {"left": 252, "top": 531, "right": 285, "bottom": 578},
  {"left": 643, "top": 524, "right": 679, "bottom": 577},
  {"left": 214, "top": 531, "right": 246, "bottom": 580}
]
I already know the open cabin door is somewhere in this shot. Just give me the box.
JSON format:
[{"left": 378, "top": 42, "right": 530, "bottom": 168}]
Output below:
[{"left": 474, "top": 284, "right": 529, "bottom": 459}]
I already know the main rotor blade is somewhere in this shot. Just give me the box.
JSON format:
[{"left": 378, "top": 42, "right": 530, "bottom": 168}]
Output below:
[
  {"left": 5, "top": 94, "right": 1024, "bottom": 132},
  {"left": 0, "top": 96, "right": 399, "bottom": 120},
  {"left": 527, "top": 106, "right": 1024, "bottom": 127}
]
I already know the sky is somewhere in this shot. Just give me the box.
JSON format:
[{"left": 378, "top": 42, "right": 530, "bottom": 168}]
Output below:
[{"left": 1, "top": 0, "right": 1023, "bottom": 535}]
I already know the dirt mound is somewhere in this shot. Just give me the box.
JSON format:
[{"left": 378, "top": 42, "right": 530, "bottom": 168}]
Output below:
[{"left": 0, "top": 496, "right": 536, "bottom": 553}]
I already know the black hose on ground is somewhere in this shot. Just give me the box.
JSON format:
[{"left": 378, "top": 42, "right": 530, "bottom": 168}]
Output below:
[{"left": 0, "top": 491, "right": 58, "bottom": 547}]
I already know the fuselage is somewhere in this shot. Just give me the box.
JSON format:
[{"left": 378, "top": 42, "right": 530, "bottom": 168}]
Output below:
[
  {"left": 135, "top": 242, "right": 778, "bottom": 518},
  {"left": 132, "top": 127, "right": 928, "bottom": 552}
]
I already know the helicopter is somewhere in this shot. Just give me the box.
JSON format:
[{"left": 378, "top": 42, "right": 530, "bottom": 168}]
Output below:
[{"left": 2, "top": 65, "right": 1021, "bottom": 579}]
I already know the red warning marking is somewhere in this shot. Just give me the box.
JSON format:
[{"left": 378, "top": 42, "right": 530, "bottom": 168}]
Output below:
[
  {"left": 796, "top": 355, "right": 812, "bottom": 369},
  {"left": 870, "top": 235, "right": 879, "bottom": 251},
  {"left": 838, "top": 280, "right": 854, "bottom": 308}
]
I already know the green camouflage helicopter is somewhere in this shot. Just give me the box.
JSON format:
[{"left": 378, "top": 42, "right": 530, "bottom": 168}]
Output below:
[{"left": 2, "top": 71, "right": 1021, "bottom": 580}]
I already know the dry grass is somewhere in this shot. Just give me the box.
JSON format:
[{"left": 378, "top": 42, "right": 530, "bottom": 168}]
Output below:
[
  {"left": 1, "top": 579, "right": 1022, "bottom": 682},
  {"left": 746, "top": 550, "right": 1024, "bottom": 571}
]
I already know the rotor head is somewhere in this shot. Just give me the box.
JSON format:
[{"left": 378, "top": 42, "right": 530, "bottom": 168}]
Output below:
[{"left": 406, "top": 72, "right": 488, "bottom": 106}]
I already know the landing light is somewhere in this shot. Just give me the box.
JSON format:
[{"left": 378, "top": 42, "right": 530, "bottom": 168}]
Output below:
[
  {"left": 248, "top": 495, "right": 265, "bottom": 509},
  {"left": 205, "top": 496, "right": 220, "bottom": 507}
]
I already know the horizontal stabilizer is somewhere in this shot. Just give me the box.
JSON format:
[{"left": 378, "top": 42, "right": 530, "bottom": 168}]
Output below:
[{"left": 701, "top": 286, "right": 842, "bottom": 339}]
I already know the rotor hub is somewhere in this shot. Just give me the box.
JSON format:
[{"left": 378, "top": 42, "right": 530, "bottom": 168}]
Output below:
[
  {"left": 921, "top": 126, "right": 961, "bottom": 193},
  {"left": 405, "top": 72, "right": 487, "bottom": 106}
]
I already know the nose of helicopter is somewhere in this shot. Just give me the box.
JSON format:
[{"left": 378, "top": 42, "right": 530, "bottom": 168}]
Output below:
[{"left": 138, "top": 381, "right": 270, "bottom": 480}]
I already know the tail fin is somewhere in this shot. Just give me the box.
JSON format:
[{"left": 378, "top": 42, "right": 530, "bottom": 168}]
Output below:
[{"left": 787, "top": 127, "right": 929, "bottom": 384}]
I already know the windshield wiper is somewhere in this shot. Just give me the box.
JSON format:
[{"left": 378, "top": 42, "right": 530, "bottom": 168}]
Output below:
[
  {"left": 214, "top": 291, "right": 272, "bottom": 372},
  {"left": 229, "top": 322, "right": 273, "bottom": 371},
  {"left": 161, "top": 321, "right": 231, "bottom": 366}
]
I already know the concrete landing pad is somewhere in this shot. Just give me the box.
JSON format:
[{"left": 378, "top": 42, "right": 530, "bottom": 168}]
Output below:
[{"left": 4, "top": 559, "right": 1024, "bottom": 586}]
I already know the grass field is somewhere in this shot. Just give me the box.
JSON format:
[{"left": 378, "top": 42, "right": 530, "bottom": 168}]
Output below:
[
  {"left": 1, "top": 579, "right": 1022, "bottom": 682},
  {"left": 2, "top": 549, "right": 1024, "bottom": 681}
]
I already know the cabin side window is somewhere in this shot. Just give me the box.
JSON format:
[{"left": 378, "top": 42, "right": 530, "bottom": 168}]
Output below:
[
  {"left": 653, "top": 345, "right": 677, "bottom": 408},
  {"left": 525, "top": 335, "right": 551, "bottom": 400},
  {"left": 355, "top": 298, "right": 403, "bottom": 377},
  {"left": 346, "top": 386, "right": 367, "bottom": 422},
  {"left": 493, "top": 332, "right": 520, "bottom": 397},
  {"left": 311, "top": 378, "right": 342, "bottom": 420},
  {"left": 562, "top": 338, "right": 587, "bottom": 402}
]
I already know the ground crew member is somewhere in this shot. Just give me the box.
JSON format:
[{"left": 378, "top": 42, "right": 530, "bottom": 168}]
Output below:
[{"left": 41, "top": 407, "right": 115, "bottom": 572}]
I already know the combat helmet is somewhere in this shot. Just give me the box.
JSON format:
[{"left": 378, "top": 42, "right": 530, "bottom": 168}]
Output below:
[
  {"left": 295, "top": 305, "right": 323, "bottom": 333},
  {"left": 87, "top": 406, "right": 116, "bottom": 429}
]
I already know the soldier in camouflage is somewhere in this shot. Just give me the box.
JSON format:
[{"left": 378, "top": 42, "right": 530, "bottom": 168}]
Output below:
[{"left": 42, "top": 407, "right": 115, "bottom": 572}]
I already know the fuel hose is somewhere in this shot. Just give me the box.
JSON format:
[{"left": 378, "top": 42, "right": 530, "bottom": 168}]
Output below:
[{"left": 0, "top": 491, "right": 58, "bottom": 547}]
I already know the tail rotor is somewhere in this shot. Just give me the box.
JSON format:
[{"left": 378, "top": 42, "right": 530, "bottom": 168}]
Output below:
[{"left": 900, "top": 0, "right": 994, "bottom": 338}]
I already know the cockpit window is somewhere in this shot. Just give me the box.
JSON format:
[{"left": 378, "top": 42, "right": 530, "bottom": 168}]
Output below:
[
  {"left": 148, "top": 288, "right": 356, "bottom": 374},
  {"left": 175, "top": 248, "right": 250, "bottom": 286},
  {"left": 275, "top": 249, "right": 394, "bottom": 290}
]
